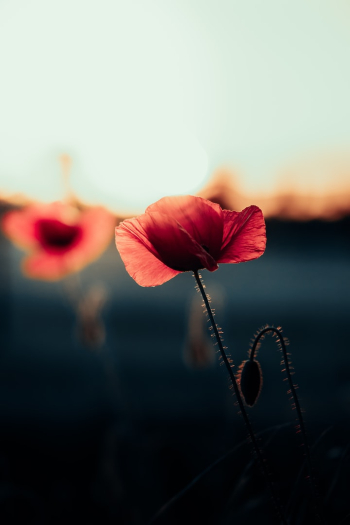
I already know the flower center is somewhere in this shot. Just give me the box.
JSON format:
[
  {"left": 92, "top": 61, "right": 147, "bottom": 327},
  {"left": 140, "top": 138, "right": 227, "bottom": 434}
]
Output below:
[
  {"left": 202, "top": 244, "right": 210, "bottom": 253},
  {"left": 36, "top": 218, "right": 82, "bottom": 252}
]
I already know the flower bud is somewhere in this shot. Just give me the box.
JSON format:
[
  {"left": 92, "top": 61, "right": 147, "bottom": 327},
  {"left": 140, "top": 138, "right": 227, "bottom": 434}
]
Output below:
[{"left": 237, "top": 359, "right": 263, "bottom": 407}]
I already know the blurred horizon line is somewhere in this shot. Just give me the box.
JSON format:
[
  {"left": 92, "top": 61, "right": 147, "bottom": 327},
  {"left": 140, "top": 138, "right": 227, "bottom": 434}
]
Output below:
[
  {"left": 198, "top": 168, "right": 350, "bottom": 221},
  {"left": 1, "top": 166, "right": 350, "bottom": 222}
]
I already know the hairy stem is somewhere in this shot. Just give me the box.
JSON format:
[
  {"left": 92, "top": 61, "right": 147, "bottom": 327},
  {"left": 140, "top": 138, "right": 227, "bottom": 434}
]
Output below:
[
  {"left": 250, "top": 327, "right": 326, "bottom": 524},
  {"left": 193, "top": 271, "right": 288, "bottom": 524}
]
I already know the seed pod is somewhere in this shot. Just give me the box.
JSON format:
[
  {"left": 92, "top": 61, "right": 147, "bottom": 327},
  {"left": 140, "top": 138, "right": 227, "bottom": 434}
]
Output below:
[{"left": 237, "top": 359, "right": 263, "bottom": 407}]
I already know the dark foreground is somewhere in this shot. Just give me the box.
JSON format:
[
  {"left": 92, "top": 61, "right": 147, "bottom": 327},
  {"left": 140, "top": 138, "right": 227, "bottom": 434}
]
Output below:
[{"left": 0, "top": 217, "right": 349, "bottom": 524}]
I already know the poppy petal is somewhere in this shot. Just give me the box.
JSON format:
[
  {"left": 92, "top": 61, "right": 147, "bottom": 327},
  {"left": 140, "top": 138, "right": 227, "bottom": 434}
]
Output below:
[
  {"left": 73, "top": 207, "right": 115, "bottom": 264},
  {"left": 218, "top": 205, "right": 266, "bottom": 263},
  {"left": 146, "top": 196, "right": 223, "bottom": 260},
  {"left": 115, "top": 217, "right": 181, "bottom": 286},
  {"left": 2, "top": 208, "right": 40, "bottom": 249},
  {"left": 22, "top": 252, "right": 74, "bottom": 280},
  {"left": 144, "top": 211, "right": 218, "bottom": 272}
]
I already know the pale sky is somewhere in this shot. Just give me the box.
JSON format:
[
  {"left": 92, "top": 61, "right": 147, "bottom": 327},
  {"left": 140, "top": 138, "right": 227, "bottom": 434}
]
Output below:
[{"left": 0, "top": 0, "right": 349, "bottom": 212}]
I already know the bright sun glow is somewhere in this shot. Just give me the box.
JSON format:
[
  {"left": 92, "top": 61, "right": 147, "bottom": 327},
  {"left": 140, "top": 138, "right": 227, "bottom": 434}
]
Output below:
[
  {"left": 0, "top": 0, "right": 208, "bottom": 212},
  {"left": 1, "top": 0, "right": 350, "bottom": 212}
]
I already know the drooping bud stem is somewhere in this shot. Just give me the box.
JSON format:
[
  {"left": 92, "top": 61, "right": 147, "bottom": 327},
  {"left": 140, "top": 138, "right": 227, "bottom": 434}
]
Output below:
[{"left": 248, "top": 326, "right": 326, "bottom": 525}]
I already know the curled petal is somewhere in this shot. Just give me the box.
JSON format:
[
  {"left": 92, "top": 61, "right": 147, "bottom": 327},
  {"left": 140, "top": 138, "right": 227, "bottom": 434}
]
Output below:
[
  {"left": 146, "top": 195, "right": 223, "bottom": 260},
  {"left": 218, "top": 205, "right": 266, "bottom": 263},
  {"left": 115, "top": 216, "right": 181, "bottom": 287}
]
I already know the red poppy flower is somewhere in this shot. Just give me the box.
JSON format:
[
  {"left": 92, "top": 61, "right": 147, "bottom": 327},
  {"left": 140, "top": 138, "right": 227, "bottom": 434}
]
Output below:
[
  {"left": 2, "top": 202, "right": 115, "bottom": 280},
  {"left": 115, "top": 195, "right": 266, "bottom": 287}
]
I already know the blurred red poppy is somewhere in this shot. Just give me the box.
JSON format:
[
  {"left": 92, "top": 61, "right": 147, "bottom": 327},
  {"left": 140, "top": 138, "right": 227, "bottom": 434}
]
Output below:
[
  {"left": 2, "top": 202, "right": 115, "bottom": 280},
  {"left": 115, "top": 195, "right": 266, "bottom": 286}
]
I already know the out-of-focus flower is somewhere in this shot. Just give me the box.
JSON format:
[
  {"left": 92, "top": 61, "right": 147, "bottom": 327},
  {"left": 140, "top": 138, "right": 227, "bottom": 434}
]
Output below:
[
  {"left": 115, "top": 195, "right": 266, "bottom": 286},
  {"left": 76, "top": 285, "right": 107, "bottom": 349},
  {"left": 183, "top": 283, "right": 225, "bottom": 369},
  {"left": 2, "top": 202, "right": 115, "bottom": 280},
  {"left": 183, "top": 295, "right": 215, "bottom": 369}
]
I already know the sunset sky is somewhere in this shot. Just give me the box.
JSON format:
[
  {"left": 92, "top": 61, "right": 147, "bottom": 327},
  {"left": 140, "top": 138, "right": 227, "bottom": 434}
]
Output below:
[{"left": 0, "top": 0, "right": 349, "bottom": 213}]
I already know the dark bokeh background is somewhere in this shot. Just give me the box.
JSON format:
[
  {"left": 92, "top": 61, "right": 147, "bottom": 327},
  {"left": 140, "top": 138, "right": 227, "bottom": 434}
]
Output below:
[{"left": 0, "top": 213, "right": 349, "bottom": 524}]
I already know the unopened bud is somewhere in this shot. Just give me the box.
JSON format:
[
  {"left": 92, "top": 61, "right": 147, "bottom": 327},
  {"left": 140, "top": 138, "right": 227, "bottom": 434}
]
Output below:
[{"left": 237, "top": 359, "right": 263, "bottom": 407}]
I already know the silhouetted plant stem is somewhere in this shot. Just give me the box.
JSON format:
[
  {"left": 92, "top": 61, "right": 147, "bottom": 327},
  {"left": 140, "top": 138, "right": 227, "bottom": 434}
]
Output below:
[
  {"left": 148, "top": 422, "right": 291, "bottom": 524},
  {"left": 193, "top": 271, "right": 288, "bottom": 525},
  {"left": 250, "top": 327, "right": 326, "bottom": 524},
  {"left": 285, "top": 426, "right": 332, "bottom": 518}
]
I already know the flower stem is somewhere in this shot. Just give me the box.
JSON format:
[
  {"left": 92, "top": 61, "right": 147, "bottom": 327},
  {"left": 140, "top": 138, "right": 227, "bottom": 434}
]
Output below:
[
  {"left": 250, "top": 327, "right": 326, "bottom": 524},
  {"left": 193, "top": 271, "right": 288, "bottom": 525}
]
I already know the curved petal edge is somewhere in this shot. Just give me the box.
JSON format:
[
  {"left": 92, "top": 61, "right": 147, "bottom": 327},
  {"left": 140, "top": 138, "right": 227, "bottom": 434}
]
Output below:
[{"left": 218, "top": 205, "right": 266, "bottom": 263}]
